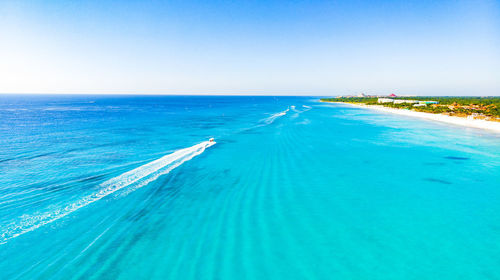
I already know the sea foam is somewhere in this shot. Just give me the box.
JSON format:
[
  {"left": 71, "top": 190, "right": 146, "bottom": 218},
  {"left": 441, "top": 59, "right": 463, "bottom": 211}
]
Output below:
[
  {"left": 262, "top": 108, "right": 289, "bottom": 124},
  {"left": 0, "top": 140, "right": 215, "bottom": 244}
]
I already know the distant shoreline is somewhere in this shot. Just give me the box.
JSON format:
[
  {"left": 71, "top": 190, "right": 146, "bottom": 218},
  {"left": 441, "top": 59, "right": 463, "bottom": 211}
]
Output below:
[{"left": 322, "top": 101, "right": 500, "bottom": 133}]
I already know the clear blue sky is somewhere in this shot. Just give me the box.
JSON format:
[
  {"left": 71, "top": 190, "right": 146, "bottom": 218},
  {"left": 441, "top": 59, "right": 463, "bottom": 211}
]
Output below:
[{"left": 1, "top": 0, "right": 499, "bottom": 95}]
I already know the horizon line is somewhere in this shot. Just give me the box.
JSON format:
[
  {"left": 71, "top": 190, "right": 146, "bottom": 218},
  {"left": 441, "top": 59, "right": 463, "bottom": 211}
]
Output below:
[{"left": 1, "top": 92, "right": 499, "bottom": 97}]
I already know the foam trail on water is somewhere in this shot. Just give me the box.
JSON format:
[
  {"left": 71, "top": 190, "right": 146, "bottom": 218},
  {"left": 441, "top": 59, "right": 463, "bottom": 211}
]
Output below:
[
  {"left": 0, "top": 140, "right": 215, "bottom": 244},
  {"left": 292, "top": 105, "right": 312, "bottom": 113},
  {"left": 262, "top": 108, "right": 289, "bottom": 124},
  {"left": 289, "top": 105, "right": 312, "bottom": 118}
]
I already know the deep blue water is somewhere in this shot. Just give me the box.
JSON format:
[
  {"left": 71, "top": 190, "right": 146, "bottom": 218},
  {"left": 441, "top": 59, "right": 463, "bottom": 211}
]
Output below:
[{"left": 0, "top": 95, "right": 499, "bottom": 279}]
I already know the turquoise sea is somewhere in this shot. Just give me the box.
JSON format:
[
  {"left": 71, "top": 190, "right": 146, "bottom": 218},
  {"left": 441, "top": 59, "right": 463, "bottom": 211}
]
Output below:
[{"left": 0, "top": 95, "right": 499, "bottom": 279}]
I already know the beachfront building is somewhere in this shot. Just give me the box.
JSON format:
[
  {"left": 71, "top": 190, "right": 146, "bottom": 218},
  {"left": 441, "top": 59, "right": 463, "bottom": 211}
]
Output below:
[
  {"left": 467, "top": 113, "right": 480, "bottom": 120},
  {"left": 378, "top": 98, "right": 394, "bottom": 103},
  {"left": 394, "top": 100, "right": 418, "bottom": 104}
]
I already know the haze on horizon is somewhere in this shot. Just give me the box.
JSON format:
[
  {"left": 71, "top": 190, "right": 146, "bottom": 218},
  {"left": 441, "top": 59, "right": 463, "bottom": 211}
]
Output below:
[{"left": 1, "top": 0, "right": 499, "bottom": 96}]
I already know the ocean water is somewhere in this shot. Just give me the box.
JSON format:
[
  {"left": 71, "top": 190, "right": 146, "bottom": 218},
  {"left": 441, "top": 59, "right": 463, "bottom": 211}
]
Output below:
[{"left": 0, "top": 95, "right": 499, "bottom": 279}]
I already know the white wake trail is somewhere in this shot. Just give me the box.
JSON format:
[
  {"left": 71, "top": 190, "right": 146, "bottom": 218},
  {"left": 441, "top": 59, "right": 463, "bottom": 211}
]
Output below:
[
  {"left": 262, "top": 108, "right": 289, "bottom": 124},
  {"left": 0, "top": 140, "right": 215, "bottom": 244},
  {"left": 291, "top": 105, "right": 312, "bottom": 113}
]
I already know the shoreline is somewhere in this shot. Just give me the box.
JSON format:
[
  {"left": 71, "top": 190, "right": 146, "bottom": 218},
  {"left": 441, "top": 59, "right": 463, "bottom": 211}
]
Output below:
[{"left": 323, "top": 101, "right": 500, "bottom": 133}]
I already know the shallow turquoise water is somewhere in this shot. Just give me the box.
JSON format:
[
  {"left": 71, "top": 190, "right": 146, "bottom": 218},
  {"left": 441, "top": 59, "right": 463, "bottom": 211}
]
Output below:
[{"left": 0, "top": 95, "right": 499, "bottom": 279}]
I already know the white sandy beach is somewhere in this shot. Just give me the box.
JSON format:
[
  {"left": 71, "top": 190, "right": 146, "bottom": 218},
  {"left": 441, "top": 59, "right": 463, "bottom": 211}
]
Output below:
[{"left": 328, "top": 102, "right": 500, "bottom": 133}]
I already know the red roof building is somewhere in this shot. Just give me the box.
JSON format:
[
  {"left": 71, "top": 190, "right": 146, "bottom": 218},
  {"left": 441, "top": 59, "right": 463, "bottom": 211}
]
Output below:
[{"left": 388, "top": 93, "right": 397, "bottom": 97}]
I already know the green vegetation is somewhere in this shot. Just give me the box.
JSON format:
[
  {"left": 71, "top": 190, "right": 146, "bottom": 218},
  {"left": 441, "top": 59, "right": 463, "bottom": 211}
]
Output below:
[
  {"left": 321, "top": 97, "right": 378, "bottom": 104},
  {"left": 320, "top": 96, "right": 500, "bottom": 119}
]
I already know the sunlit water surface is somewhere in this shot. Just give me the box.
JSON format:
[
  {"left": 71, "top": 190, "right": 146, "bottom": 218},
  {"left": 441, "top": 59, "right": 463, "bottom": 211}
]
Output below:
[{"left": 0, "top": 95, "right": 499, "bottom": 279}]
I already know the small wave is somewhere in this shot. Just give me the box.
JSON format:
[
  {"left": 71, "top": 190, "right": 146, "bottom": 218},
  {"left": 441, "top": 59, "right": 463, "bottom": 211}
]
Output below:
[
  {"left": 262, "top": 108, "right": 289, "bottom": 124},
  {"left": 1, "top": 108, "right": 29, "bottom": 112},
  {"left": 301, "top": 105, "right": 312, "bottom": 112},
  {"left": 43, "top": 107, "right": 84, "bottom": 111},
  {"left": 297, "top": 119, "right": 311, "bottom": 125},
  {"left": 0, "top": 140, "right": 215, "bottom": 244},
  {"left": 289, "top": 105, "right": 312, "bottom": 117}
]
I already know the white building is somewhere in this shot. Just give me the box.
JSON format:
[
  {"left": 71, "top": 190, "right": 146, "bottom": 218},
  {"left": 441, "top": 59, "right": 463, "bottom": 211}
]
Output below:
[
  {"left": 378, "top": 98, "right": 394, "bottom": 103},
  {"left": 394, "top": 100, "right": 418, "bottom": 104}
]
